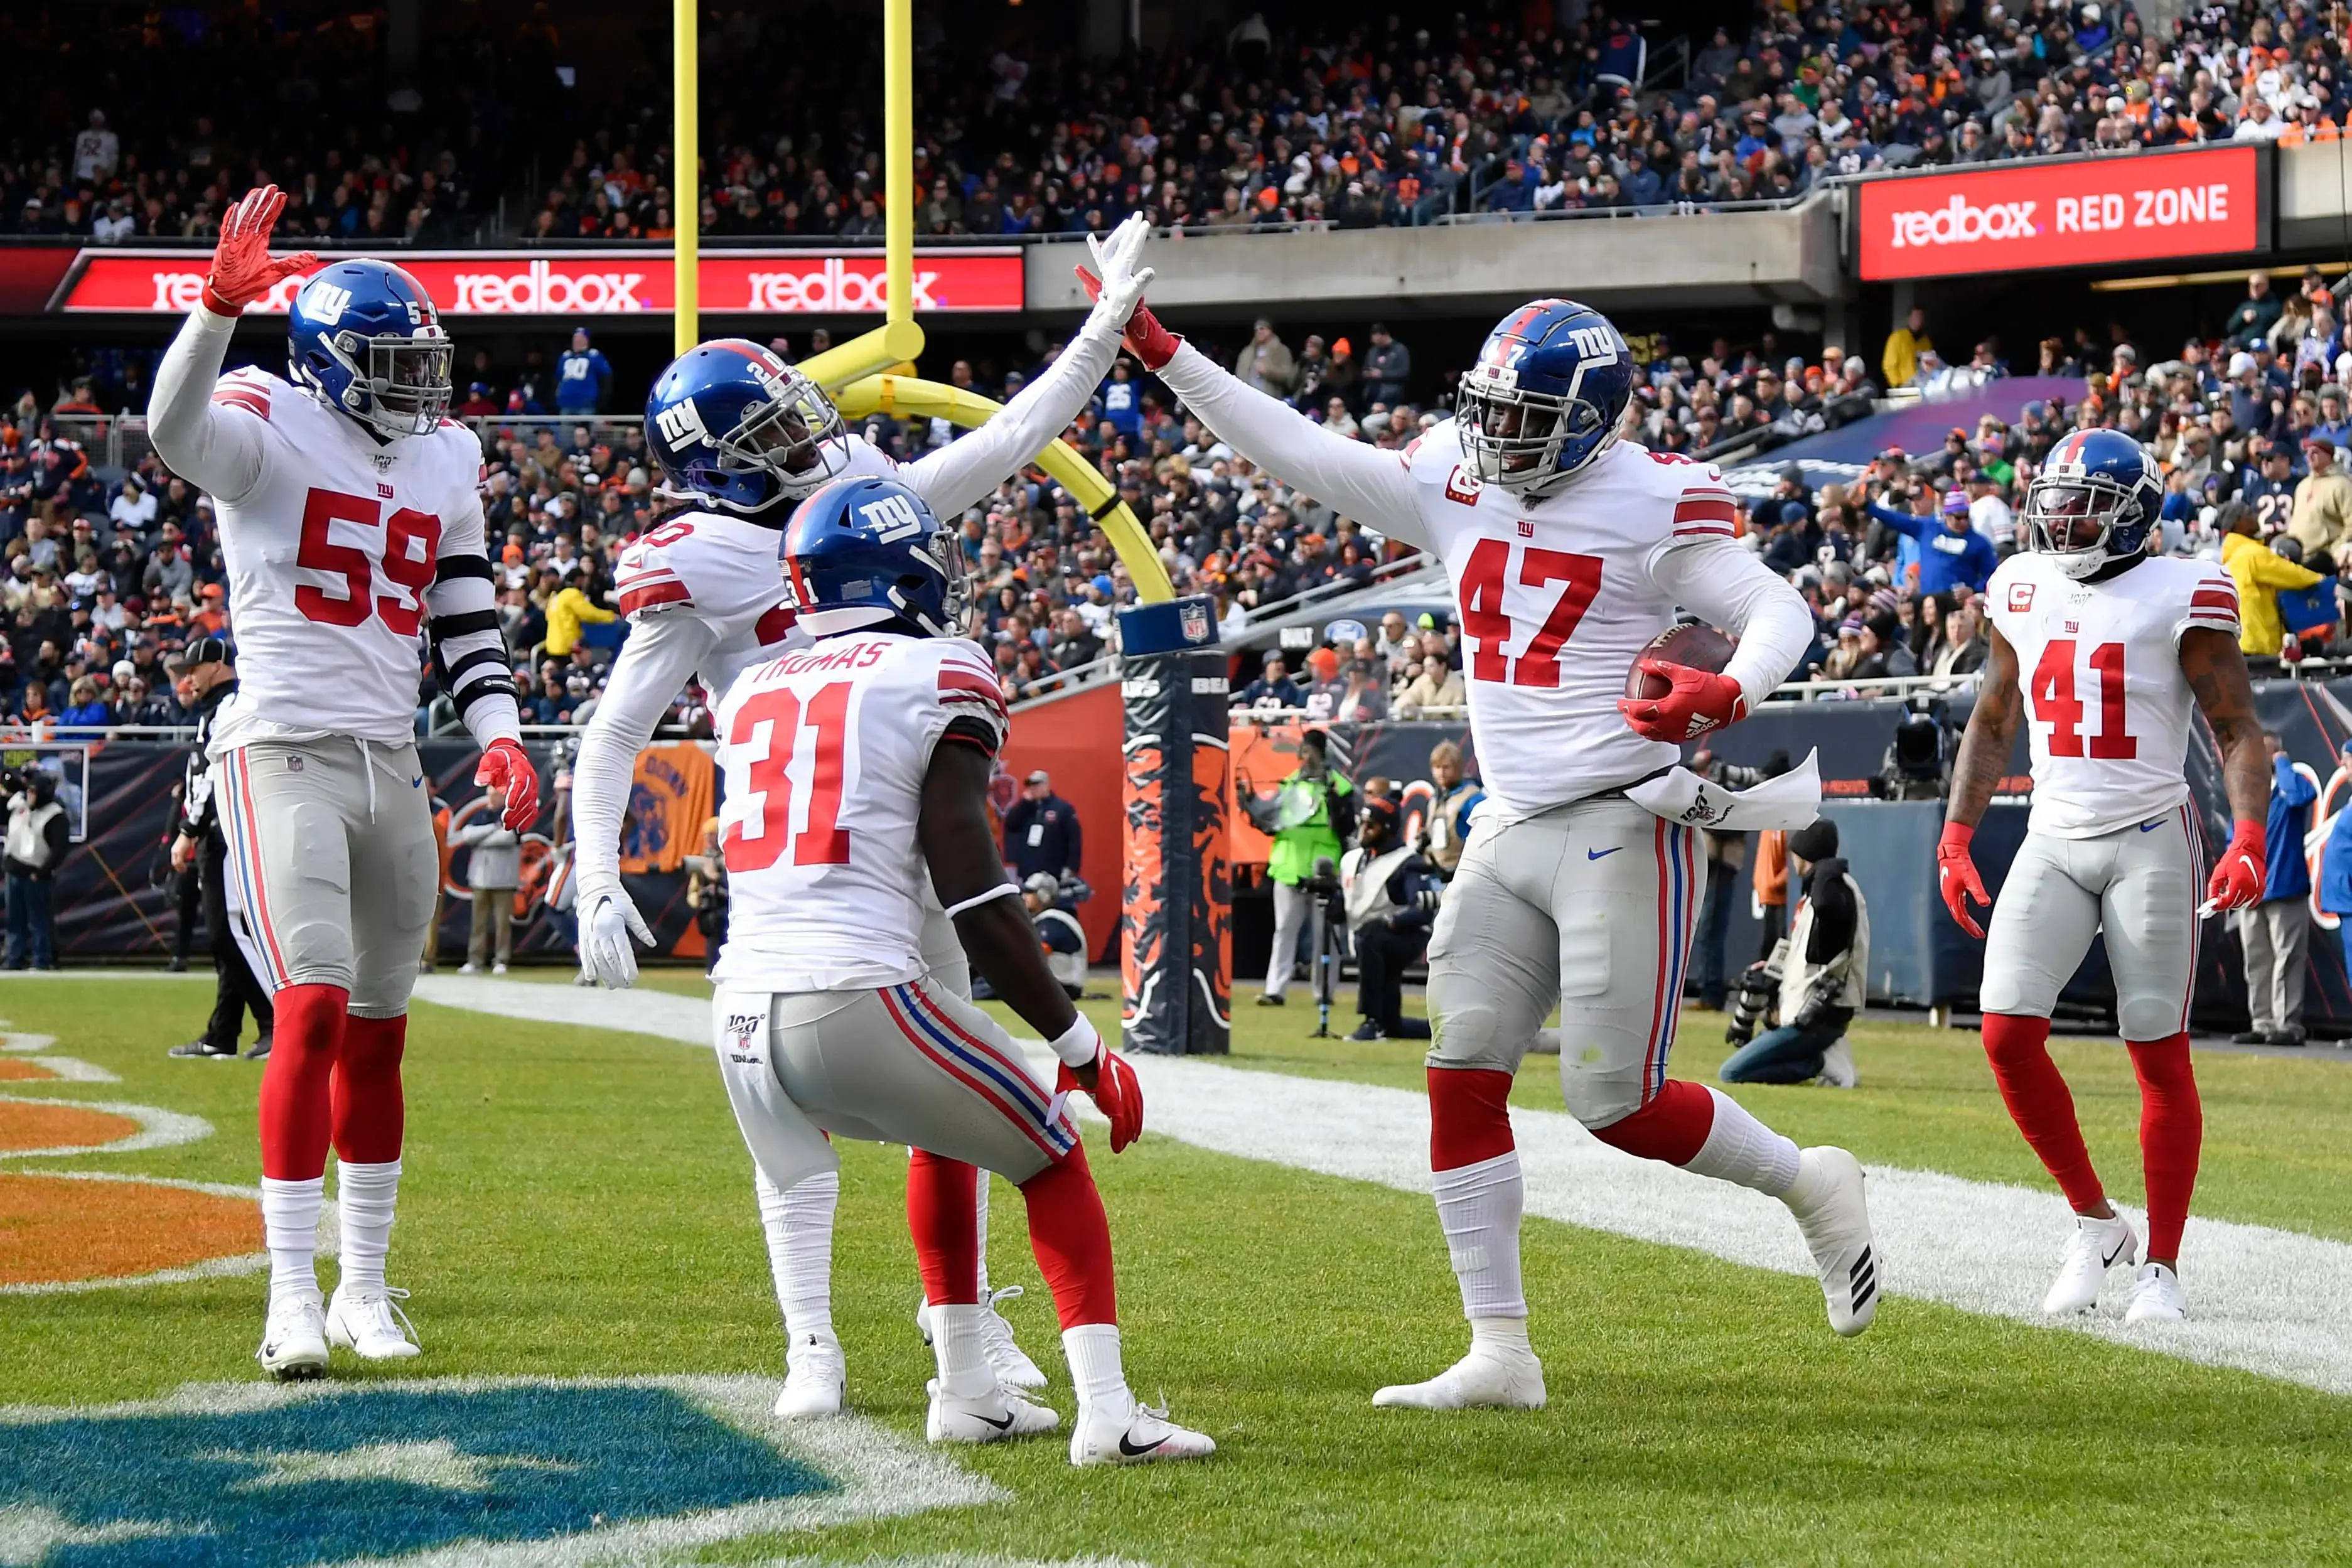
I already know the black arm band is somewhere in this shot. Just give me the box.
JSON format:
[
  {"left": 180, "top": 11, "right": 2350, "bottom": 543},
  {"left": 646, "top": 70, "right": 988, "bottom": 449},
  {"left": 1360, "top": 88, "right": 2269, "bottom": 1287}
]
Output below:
[
  {"left": 434, "top": 553, "right": 496, "bottom": 584},
  {"left": 452, "top": 675, "right": 520, "bottom": 718},
  {"left": 442, "top": 647, "right": 512, "bottom": 687},
  {"left": 427, "top": 608, "right": 503, "bottom": 643}
]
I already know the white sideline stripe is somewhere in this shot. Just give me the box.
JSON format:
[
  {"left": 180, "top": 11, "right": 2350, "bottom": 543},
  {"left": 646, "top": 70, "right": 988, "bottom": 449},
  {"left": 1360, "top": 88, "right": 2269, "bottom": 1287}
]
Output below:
[
  {"left": 0, "top": 1094, "right": 212, "bottom": 1159},
  {"left": 24, "top": 1056, "right": 119, "bottom": 1083},
  {"left": 412, "top": 975, "right": 711, "bottom": 1044},
  {"left": 1, "top": 1033, "right": 58, "bottom": 1053},
  {"left": 0, "top": 1172, "right": 340, "bottom": 1296},
  {"left": 419, "top": 987, "right": 2352, "bottom": 1399}
]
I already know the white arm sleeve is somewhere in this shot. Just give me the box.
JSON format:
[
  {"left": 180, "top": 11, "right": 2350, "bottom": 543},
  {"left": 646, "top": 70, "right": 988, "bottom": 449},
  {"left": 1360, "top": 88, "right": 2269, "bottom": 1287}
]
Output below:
[
  {"left": 1651, "top": 537, "right": 1817, "bottom": 708},
  {"left": 148, "top": 306, "right": 268, "bottom": 503},
  {"left": 570, "top": 610, "right": 723, "bottom": 893},
  {"left": 1151, "top": 340, "right": 1429, "bottom": 547},
  {"left": 900, "top": 315, "right": 1125, "bottom": 518}
]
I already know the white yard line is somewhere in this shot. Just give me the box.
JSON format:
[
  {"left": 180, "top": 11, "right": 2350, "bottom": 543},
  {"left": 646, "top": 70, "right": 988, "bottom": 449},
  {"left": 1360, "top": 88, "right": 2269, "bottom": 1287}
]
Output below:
[{"left": 421, "top": 979, "right": 2352, "bottom": 1398}]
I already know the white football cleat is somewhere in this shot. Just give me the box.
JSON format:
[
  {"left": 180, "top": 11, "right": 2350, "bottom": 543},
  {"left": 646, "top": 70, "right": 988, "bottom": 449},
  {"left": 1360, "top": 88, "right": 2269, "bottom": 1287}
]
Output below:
[
  {"left": 1068, "top": 1393, "right": 1215, "bottom": 1466},
  {"left": 1371, "top": 1345, "right": 1547, "bottom": 1410},
  {"left": 2043, "top": 1211, "right": 2139, "bottom": 1316},
  {"left": 1785, "top": 1146, "right": 1879, "bottom": 1336},
  {"left": 256, "top": 1294, "right": 330, "bottom": 1381},
  {"left": 925, "top": 1380, "right": 1060, "bottom": 1444},
  {"left": 2123, "top": 1261, "right": 2188, "bottom": 1324},
  {"left": 774, "top": 1331, "right": 846, "bottom": 1419},
  {"left": 915, "top": 1287, "right": 1050, "bottom": 1390},
  {"left": 325, "top": 1284, "right": 421, "bottom": 1360},
  {"left": 1814, "top": 1037, "right": 1857, "bottom": 1088}
]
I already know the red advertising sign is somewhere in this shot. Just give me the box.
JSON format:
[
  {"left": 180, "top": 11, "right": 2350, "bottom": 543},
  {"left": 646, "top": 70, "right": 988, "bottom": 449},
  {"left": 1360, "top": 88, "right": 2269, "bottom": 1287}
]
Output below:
[
  {"left": 1855, "top": 146, "right": 2262, "bottom": 281},
  {"left": 55, "top": 250, "right": 1027, "bottom": 314}
]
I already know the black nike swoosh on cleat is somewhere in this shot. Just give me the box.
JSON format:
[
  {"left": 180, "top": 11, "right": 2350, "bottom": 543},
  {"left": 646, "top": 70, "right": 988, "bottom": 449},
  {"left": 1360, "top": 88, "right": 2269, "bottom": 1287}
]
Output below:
[
  {"left": 2103, "top": 1239, "right": 2132, "bottom": 1267},
  {"left": 975, "top": 1410, "right": 1016, "bottom": 1431},
  {"left": 1119, "top": 1431, "right": 1171, "bottom": 1456}
]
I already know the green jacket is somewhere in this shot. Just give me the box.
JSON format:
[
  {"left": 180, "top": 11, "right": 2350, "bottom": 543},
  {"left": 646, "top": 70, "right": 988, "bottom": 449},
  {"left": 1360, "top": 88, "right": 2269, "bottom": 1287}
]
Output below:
[{"left": 1267, "top": 771, "right": 1354, "bottom": 885}]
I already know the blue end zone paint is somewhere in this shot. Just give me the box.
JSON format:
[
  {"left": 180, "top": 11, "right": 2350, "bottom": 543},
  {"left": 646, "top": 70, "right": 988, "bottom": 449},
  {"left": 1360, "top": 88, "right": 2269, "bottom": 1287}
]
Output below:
[{"left": 1, "top": 1385, "right": 832, "bottom": 1567}]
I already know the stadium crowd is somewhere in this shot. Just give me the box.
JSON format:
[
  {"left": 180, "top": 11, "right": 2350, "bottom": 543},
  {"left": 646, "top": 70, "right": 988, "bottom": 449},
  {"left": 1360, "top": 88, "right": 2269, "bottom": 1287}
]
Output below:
[{"left": 18, "top": 0, "right": 2351, "bottom": 249}]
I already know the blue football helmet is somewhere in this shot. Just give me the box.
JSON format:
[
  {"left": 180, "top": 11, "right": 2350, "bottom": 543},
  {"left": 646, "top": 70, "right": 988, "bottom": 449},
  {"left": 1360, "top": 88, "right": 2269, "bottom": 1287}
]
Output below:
[
  {"left": 2026, "top": 429, "right": 2161, "bottom": 578},
  {"left": 780, "top": 476, "right": 969, "bottom": 638},
  {"left": 645, "top": 339, "right": 846, "bottom": 516},
  {"left": 1456, "top": 298, "right": 1637, "bottom": 499},
  {"left": 287, "top": 260, "right": 453, "bottom": 439}
]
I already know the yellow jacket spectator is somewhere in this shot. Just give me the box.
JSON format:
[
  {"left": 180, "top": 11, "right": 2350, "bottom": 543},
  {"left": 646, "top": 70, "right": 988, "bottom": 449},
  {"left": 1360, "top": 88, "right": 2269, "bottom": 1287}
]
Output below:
[
  {"left": 2223, "top": 507, "right": 2325, "bottom": 657},
  {"left": 1881, "top": 306, "right": 1933, "bottom": 388},
  {"left": 543, "top": 573, "right": 616, "bottom": 657},
  {"left": 2287, "top": 438, "right": 2352, "bottom": 561}
]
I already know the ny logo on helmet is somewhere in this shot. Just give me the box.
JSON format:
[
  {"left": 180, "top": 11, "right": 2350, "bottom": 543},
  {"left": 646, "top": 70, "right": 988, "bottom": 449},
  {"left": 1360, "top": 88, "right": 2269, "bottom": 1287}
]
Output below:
[
  {"left": 858, "top": 491, "right": 926, "bottom": 542},
  {"left": 1565, "top": 325, "right": 1620, "bottom": 360},
  {"left": 308, "top": 283, "right": 354, "bottom": 325},
  {"left": 655, "top": 400, "right": 711, "bottom": 446}
]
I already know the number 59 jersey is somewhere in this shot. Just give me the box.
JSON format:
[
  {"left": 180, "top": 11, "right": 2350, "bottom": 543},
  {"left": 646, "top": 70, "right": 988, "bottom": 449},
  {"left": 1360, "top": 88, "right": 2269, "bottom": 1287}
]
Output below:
[
  {"left": 711, "top": 630, "right": 1009, "bottom": 993},
  {"left": 1984, "top": 551, "right": 2241, "bottom": 837}
]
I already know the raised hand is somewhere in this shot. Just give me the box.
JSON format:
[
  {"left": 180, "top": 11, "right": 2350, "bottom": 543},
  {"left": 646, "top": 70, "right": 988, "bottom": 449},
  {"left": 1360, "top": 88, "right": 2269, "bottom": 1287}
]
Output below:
[{"left": 202, "top": 185, "right": 319, "bottom": 316}]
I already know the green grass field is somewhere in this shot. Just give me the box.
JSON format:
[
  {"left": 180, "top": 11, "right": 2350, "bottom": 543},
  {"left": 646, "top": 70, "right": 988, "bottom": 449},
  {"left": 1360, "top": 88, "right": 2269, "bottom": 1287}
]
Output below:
[{"left": 6, "top": 973, "right": 2352, "bottom": 1565}]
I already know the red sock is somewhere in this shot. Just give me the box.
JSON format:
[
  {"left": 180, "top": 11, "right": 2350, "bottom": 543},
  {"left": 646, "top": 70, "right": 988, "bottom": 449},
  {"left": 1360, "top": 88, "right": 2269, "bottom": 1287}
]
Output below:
[
  {"left": 1983, "top": 1012, "right": 2106, "bottom": 1213},
  {"left": 258, "top": 984, "right": 348, "bottom": 1181},
  {"left": 907, "top": 1149, "right": 980, "bottom": 1306},
  {"left": 1588, "top": 1078, "right": 1717, "bottom": 1165},
  {"left": 2127, "top": 1033, "right": 2202, "bottom": 1262},
  {"left": 332, "top": 1014, "right": 406, "bottom": 1164},
  {"left": 1018, "top": 1141, "right": 1115, "bottom": 1329},
  {"left": 1428, "top": 1066, "right": 1515, "bottom": 1171}
]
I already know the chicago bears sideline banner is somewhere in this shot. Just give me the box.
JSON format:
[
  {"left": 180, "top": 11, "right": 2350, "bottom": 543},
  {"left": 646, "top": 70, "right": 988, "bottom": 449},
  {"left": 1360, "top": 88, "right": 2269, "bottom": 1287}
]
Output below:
[{"left": 1118, "top": 597, "right": 1231, "bottom": 1055}]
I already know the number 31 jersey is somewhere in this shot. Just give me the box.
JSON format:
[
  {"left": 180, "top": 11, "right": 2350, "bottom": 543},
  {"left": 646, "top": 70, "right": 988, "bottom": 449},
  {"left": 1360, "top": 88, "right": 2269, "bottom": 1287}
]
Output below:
[
  {"left": 712, "top": 630, "right": 1009, "bottom": 992},
  {"left": 1984, "top": 551, "right": 2241, "bottom": 837}
]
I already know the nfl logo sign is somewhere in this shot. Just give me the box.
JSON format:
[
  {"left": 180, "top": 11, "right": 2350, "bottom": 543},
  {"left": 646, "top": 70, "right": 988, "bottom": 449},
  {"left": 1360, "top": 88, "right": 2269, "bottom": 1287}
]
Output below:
[{"left": 1179, "top": 601, "right": 1211, "bottom": 645}]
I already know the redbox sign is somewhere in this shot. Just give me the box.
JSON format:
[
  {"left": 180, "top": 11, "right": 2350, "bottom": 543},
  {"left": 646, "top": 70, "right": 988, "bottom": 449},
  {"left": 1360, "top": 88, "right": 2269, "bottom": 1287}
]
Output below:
[
  {"left": 1856, "top": 146, "right": 2261, "bottom": 281},
  {"left": 56, "top": 250, "right": 1026, "bottom": 314}
]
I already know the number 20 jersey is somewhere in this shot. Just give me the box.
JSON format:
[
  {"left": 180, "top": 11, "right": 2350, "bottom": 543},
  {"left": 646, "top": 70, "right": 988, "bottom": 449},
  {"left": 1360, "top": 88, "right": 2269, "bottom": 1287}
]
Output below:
[
  {"left": 1984, "top": 550, "right": 2241, "bottom": 837},
  {"left": 204, "top": 367, "right": 486, "bottom": 751},
  {"left": 711, "top": 630, "right": 1009, "bottom": 993}
]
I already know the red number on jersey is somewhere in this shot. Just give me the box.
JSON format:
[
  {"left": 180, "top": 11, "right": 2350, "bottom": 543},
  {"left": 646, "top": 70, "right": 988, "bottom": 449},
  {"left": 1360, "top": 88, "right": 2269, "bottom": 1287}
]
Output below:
[
  {"left": 294, "top": 489, "right": 377, "bottom": 627},
  {"left": 1459, "top": 538, "right": 1605, "bottom": 687},
  {"left": 294, "top": 488, "right": 442, "bottom": 634},
  {"left": 2030, "top": 638, "right": 2135, "bottom": 760},
  {"left": 640, "top": 518, "right": 697, "bottom": 549},
  {"left": 722, "top": 680, "right": 856, "bottom": 874}
]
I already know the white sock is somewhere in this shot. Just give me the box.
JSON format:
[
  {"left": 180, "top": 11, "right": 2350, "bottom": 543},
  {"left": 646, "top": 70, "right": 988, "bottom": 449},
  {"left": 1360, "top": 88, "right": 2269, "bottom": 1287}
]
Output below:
[
  {"left": 1684, "top": 1087, "right": 1802, "bottom": 1196},
  {"left": 1468, "top": 1316, "right": 1532, "bottom": 1355},
  {"left": 260, "top": 1175, "right": 324, "bottom": 1306},
  {"left": 1433, "top": 1150, "right": 1527, "bottom": 1320},
  {"left": 1062, "top": 1322, "right": 1129, "bottom": 1413},
  {"left": 974, "top": 1171, "right": 992, "bottom": 1297},
  {"left": 756, "top": 1166, "right": 838, "bottom": 1344},
  {"left": 931, "top": 1303, "right": 996, "bottom": 1398},
  {"left": 331, "top": 1158, "right": 400, "bottom": 1296}
]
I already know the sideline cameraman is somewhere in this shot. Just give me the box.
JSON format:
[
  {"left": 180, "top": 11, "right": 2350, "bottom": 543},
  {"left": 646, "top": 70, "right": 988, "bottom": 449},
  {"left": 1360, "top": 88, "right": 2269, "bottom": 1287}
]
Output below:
[
  {"left": 3, "top": 765, "right": 68, "bottom": 971},
  {"left": 1340, "top": 792, "right": 1442, "bottom": 1041},
  {"left": 1023, "top": 871, "right": 1090, "bottom": 999},
  {"left": 1720, "top": 819, "right": 1866, "bottom": 1088},
  {"left": 165, "top": 638, "right": 275, "bottom": 1057},
  {"left": 1243, "top": 727, "right": 1355, "bottom": 1006}
]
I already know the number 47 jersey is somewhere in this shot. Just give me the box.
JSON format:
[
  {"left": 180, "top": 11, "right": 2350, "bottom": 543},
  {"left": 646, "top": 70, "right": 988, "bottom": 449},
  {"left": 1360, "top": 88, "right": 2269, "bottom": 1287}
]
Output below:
[
  {"left": 1985, "top": 550, "right": 2241, "bottom": 837},
  {"left": 712, "top": 630, "right": 1009, "bottom": 994}
]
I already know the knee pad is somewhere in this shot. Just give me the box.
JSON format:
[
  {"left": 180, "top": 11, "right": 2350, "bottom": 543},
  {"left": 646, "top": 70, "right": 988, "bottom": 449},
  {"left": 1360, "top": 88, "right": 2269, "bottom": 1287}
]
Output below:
[{"left": 2116, "top": 994, "right": 2183, "bottom": 1046}]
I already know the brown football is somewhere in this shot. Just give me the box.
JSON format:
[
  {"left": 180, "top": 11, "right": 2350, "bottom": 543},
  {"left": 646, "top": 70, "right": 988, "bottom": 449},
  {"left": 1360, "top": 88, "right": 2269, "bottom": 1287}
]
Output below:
[{"left": 1624, "top": 622, "right": 1737, "bottom": 700}]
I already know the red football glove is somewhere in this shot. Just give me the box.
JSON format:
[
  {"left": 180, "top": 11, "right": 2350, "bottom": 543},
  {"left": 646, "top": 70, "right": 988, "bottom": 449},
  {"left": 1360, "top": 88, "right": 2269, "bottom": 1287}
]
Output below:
[
  {"left": 1937, "top": 820, "right": 1991, "bottom": 939},
  {"left": 1056, "top": 1047, "right": 1144, "bottom": 1152},
  {"left": 1074, "top": 266, "right": 1182, "bottom": 372},
  {"left": 202, "top": 185, "right": 318, "bottom": 316},
  {"left": 1617, "top": 659, "right": 1748, "bottom": 742},
  {"left": 475, "top": 738, "right": 540, "bottom": 834},
  {"left": 2204, "top": 819, "right": 2268, "bottom": 915}
]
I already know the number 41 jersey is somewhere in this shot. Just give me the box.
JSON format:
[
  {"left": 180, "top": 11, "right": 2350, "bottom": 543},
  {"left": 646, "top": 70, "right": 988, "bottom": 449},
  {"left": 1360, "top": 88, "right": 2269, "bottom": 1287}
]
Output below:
[
  {"left": 1984, "top": 550, "right": 2241, "bottom": 837},
  {"left": 712, "top": 630, "right": 1009, "bottom": 993}
]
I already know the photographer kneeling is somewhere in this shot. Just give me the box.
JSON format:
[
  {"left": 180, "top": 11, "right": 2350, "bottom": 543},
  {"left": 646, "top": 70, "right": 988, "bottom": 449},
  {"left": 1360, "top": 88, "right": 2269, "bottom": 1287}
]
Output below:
[
  {"left": 1340, "top": 792, "right": 1443, "bottom": 1041},
  {"left": 1720, "top": 819, "right": 1866, "bottom": 1089},
  {"left": 1023, "top": 871, "right": 1090, "bottom": 999}
]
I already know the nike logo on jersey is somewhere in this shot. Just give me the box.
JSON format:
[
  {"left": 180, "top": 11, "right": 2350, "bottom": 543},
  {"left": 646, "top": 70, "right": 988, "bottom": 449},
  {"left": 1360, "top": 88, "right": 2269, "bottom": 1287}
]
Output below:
[
  {"left": 1587, "top": 847, "right": 1621, "bottom": 860},
  {"left": 1119, "top": 1431, "right": 1171, "bottom": 1456},
  {"left": 411, "top": 776, "right": 422, "bottom": 788},
  {"left": 2139, "top": 820, "right": 2163, "bottom": 832}
]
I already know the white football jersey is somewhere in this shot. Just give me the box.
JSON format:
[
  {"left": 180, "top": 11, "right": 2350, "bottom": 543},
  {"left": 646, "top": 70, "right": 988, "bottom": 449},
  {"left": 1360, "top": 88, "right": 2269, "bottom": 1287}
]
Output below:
[
  {"left": 1985, "top": 551, "right": 2240, "bottom": 837},
  {"left": 1395, "top": 425, "right": 1745, "bottom": 815},
  {"left": 712, "top": 631, "right": 1008, "bottom": 992},
  {"left": 201, "top": 367, "right": 488, "bottom": 753},
  {"left": 611, "top": 508, "right": 808, "bottom": 689}
]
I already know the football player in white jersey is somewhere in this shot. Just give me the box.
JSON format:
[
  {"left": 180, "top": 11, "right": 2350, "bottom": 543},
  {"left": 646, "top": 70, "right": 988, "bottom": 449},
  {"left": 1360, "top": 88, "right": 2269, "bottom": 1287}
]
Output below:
[
  {"left": 708, "top": 473, "right": 1212, "bottom": 1464},
  {"left": 146, "top": 186, "right": 539, "bottom": 1378},
  {"left": 1079, "top": 275, "right": 1879, "bottom": 1408},
  {"left": 569, "top": 217, "right": 1159, "bottom": 1417},
  {"left": 1938, "top": 428, "right": 2269, "bottom": 1324}
]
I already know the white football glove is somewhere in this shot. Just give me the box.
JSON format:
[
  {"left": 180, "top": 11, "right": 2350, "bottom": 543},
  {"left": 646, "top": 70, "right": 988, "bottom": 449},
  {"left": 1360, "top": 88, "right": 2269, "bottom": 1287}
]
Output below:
[
  {"left": 1083, "top": 212, "right": 1156, "bottom": 335},
  {"left": 577, "top": 880, "right": 655, "bottom": 989}
]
